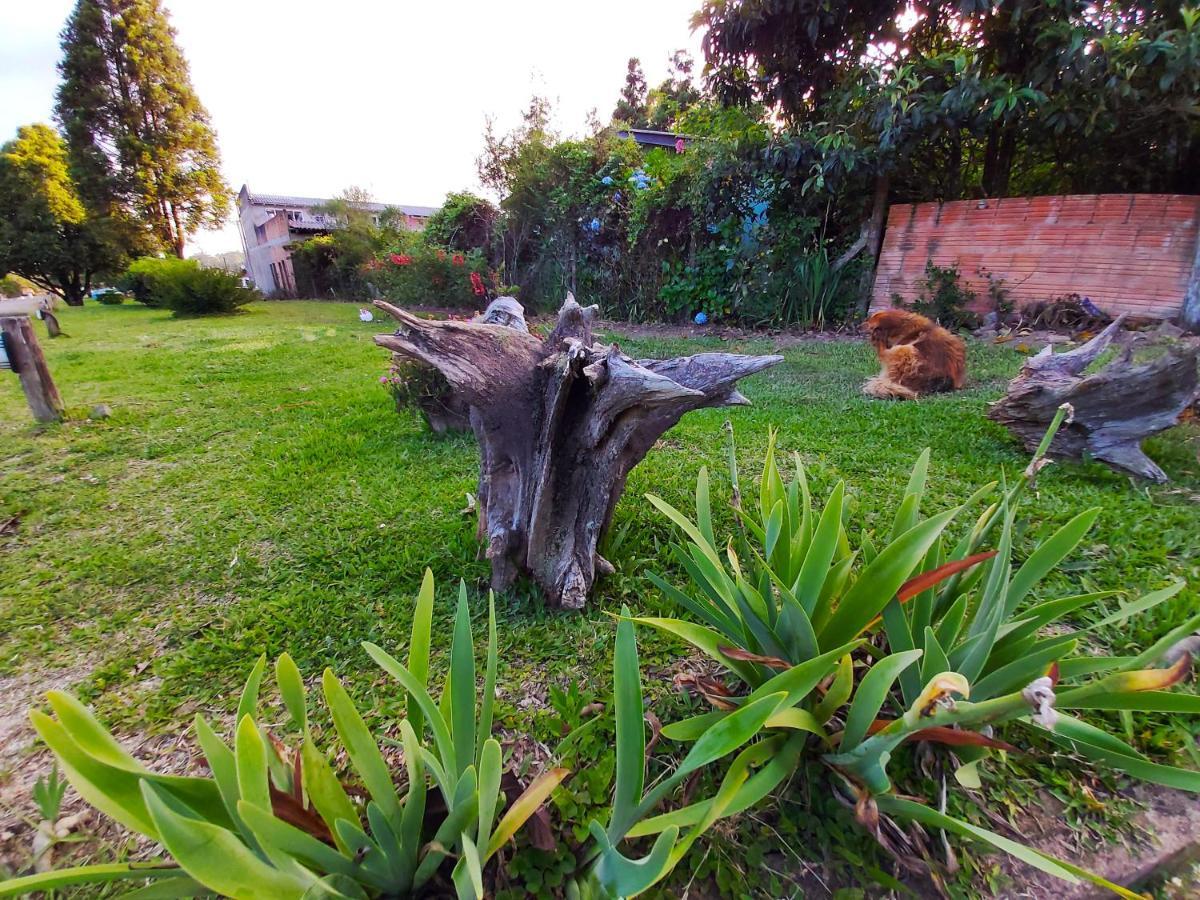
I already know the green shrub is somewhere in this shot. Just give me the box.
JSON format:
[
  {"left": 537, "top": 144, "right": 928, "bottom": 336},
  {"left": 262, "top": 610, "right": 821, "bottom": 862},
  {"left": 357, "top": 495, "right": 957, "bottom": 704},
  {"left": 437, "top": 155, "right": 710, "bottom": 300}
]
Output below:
[
  {"left": 117, "top": 256, "right": 192, "bottom": 307},
  {"left": 92, "top": 288, "right": 126, "bottom": 305},
  {"left": 169, "top": 265, "right": 257, "bottom": 316},
  {"left": 118, "top": 256, "right": 257, "bottom": 315},
  {"left": 364, "top": 247, "right": 491, "bottom": 310},
  {"left": 643, "top": 414, "right": 1198, "bottom": 896},
  {"left": 12, "top": 574, "right": 567, "bottom": 899},
  {"left": 900, "top": 260, "right": 980, "bottom": 330},
  {"left": 423, "top": 192, "right": 498, "bottom": 254}
]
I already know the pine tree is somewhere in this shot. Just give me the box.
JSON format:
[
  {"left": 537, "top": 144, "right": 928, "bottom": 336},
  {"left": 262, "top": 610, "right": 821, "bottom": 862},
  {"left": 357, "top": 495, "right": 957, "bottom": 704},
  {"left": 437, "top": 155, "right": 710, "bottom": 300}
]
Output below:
[
  {"left": 612, "top": 58, "right": 649, "bottom": 126},
  {"left": 0, "top": 124, "right": 127, "bottom": 305},
  {"left": 55, "top": 0, "right": 230, "bottom": 257}
]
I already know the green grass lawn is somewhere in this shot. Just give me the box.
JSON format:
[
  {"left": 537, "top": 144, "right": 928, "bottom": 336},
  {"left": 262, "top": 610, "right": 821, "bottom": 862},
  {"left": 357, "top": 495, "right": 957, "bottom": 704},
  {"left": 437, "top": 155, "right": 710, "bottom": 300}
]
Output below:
[{"left": 2, "top": 301, "right": 1198, "bottom": 893}]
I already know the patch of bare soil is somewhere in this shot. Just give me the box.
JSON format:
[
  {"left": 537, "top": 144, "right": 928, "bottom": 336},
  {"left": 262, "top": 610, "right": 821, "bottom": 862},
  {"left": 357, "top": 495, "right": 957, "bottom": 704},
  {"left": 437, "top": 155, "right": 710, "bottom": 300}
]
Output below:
[
  {"left": 0, "top": 664, "right": 211, "bottom": 878},
  {"left": 998, "top": 782, "right": 1200, "bottom": 898}
]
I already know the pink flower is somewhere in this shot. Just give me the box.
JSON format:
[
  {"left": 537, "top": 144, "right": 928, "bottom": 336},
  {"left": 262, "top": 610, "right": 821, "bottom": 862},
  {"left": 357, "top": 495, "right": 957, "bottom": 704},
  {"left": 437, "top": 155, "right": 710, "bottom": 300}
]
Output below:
[
  {"left": 470, "top": 271, "right": 486, "bottom": 296},
  {"left": 390, "top": 253, "right": 412, "bottom": 266},
  {"left": 451, "top": 254, "right": 465, "bottom": 266},
  {"left": 675, "top": 138, "right": 686, "bottom": 153},
  {"left": 379, "top": 375, "right": 388, "bottom": 383}
]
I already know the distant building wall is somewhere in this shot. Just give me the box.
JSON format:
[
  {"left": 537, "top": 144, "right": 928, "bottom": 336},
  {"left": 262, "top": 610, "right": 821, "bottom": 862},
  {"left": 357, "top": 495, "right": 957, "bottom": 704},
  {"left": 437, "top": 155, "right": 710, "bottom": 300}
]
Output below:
[
  {"left": 236, "top": 185, "right": 437, "bottom": 296},
  {"left": 870, "top": 194, "right": 1200, "bottom": 320}
]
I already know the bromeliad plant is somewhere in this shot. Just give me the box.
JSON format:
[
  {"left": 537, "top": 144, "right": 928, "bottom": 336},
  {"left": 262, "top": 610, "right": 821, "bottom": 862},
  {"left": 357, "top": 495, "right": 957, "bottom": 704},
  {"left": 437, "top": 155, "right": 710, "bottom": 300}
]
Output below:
[
  {"left": 643, "top": 413, "right": 1200, "bottom": 896},
  {"left": 577, "top": 608, "right": 822, "bottom": 898},
  {"left": 5, "top": 572, "right": 567, "bottom": 899}
]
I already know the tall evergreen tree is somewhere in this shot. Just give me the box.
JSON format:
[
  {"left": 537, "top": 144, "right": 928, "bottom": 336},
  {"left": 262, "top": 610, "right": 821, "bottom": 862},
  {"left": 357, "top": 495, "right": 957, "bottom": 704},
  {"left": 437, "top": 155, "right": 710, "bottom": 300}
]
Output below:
[
  {"left": 612, "top": 58, "right": 649, "bottom": 126},
  {"left": 0, "top": 124, "right": 127, "bottom": 305},
  {"left": 55, "top": 0, "right": 230, "bottom": 257}
]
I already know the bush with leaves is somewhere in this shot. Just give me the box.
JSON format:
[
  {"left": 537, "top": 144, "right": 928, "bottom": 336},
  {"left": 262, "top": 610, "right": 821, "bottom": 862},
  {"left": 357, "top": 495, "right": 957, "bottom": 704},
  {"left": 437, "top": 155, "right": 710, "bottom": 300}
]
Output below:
[
  {"left": 117, "top": 256, "right": 191, "bottom": 307},
  {"left": 422, "top": 192, "right": 498, "bottom": 255},
  {"left": 7, "top": 573, "right": 567, "bottom": 899},
  {"left": 897, "top": 259, "right": 980, "bottom": 330},
  {"left": 92, "top": 288, "right": 126, "bottom": 305},
  {"left": 117, "top": 256, "right": 257, "bottom": 316},
  {"left": 364, "top": 247, "right": 491, "bottom": 310},
  {"left": 643, "top": 413, "right": 1199, "bottom": 896},
  {"left": 476, "top": 100, "right": 864, "bottom": 326}
]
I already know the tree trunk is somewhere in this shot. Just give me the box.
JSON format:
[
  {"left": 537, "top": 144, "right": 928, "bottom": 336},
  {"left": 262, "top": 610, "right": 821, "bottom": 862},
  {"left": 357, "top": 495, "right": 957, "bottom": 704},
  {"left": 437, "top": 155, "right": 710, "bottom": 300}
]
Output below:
[
  {"left": 981, "top": 122, "right": 1017, "bottom": 198},
  {"left": 170, "top": 203, "right": 186, "bottom": 258},
  {"left": 374, "top": 295, "right": 782, "bottom": 608},
  {"left": 988, "top": 317, "right": 1200, "bottom": 482},
  {"left": 855, "top": 172, "right": 891, "bottom": 317},
  {"left": 62, "top": 276, "right": 85, "bottom": 307}
]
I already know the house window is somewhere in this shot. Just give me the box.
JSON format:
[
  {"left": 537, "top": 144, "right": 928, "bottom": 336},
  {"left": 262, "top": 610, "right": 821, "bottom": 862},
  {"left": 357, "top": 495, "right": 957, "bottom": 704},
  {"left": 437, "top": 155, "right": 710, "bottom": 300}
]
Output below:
[{"left": 254, "top": 223, "right": 266, "bottom": 243}]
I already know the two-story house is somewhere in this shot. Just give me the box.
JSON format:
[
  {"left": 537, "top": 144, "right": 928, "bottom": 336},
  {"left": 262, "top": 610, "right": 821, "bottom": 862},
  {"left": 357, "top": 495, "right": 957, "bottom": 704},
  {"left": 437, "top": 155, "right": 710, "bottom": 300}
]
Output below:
[{"left": 237, "top": 185, "right": 437, "bottom": 296}]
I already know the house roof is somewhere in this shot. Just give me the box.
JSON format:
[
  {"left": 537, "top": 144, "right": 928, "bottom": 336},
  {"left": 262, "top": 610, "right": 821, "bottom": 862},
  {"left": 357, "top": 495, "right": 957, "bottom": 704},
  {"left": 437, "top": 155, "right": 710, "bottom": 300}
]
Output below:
[
  {"left": 237, "top": 186, "right": 437, "bottom": 218},
  {"left": 616, "top": 128, "right": 692, "bottom": 149}
]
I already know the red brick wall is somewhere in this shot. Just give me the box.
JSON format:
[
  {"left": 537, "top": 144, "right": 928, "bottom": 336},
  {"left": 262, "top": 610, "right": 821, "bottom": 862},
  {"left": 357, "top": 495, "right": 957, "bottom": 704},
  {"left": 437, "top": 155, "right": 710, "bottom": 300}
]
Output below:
[{"left": 870, "top": 194, "right": 1200, "bottom": 320}]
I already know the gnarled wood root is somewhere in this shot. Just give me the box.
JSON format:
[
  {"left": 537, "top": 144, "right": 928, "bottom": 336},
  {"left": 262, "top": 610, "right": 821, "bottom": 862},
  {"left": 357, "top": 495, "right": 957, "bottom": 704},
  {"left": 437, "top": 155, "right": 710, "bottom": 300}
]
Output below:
[
  {"left": 988, "top": 316, "right": 1200, "bottom": 483},
  {"left": 375, "top": 295, "right": 782, "bottom": 607}
]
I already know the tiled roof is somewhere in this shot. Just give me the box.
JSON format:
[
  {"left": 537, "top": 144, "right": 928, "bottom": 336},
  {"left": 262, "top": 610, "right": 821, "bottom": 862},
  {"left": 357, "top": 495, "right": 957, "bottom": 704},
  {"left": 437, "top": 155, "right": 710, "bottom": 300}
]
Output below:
[{"left": 241, "top": 189, "right": 436, "bottom": 218}]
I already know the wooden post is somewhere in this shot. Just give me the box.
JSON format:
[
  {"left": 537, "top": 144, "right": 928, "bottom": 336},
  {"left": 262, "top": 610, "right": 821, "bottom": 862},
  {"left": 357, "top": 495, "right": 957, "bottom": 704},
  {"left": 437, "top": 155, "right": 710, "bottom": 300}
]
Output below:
[{"left": 1, "top": 316, "right": 64, "bottom": 423}]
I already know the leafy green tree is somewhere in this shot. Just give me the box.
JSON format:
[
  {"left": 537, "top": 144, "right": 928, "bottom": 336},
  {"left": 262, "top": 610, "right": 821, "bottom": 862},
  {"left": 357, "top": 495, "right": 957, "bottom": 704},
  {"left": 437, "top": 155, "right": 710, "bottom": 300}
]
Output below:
[
  {"left": 646, "top": 51, "right": 702, "bottom": 131},
  {"left": 612, "top": 57, "right": 649, "bottom": 126},
  {"left": 423, "top": 192, "right": 498, "bottom": 254},
  {"left": 0, "top": 124, "right": 127, "bottom": 305},
  {"left": 56, "top": 0, "right": 231, "bottom": 258}
]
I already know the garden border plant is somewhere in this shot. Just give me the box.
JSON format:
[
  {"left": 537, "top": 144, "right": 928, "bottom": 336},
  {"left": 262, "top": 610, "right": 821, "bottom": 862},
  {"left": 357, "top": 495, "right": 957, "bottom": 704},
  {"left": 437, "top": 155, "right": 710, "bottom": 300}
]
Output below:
[
  {"left": 637, "top": 406, "right": 1200, "bottom": 896},
  {"left": 4, "top": 574, "right": 568, "bottom": 899}
]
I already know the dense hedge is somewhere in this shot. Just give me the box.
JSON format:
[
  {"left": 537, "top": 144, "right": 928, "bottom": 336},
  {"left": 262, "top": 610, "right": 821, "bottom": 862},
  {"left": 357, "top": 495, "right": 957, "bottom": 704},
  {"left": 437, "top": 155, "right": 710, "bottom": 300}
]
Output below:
[
  {"left": 363, "top": 247, "right": 491, "bottom": 310},
  {"left": 118, "top": 257, "right": 258, "bottom": 315}
]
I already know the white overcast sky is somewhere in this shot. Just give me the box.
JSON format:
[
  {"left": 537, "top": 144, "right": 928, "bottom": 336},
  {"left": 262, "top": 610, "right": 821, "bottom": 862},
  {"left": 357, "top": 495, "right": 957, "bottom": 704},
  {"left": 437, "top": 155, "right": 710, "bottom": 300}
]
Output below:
[{"left": 1, "top": 0, "right": 705, "bottom": 254}]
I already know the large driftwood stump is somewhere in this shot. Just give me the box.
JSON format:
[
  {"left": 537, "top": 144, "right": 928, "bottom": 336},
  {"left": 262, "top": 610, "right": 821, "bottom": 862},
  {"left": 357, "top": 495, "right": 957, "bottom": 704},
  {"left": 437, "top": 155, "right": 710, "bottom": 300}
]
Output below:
[
  {"left": 375, "top": 295, "right": 782, "bottom": 608},
  {"left": 399, "top": 299, "right": 531, "bottom": 434},
  {"left": 988, "top": 316, "right": 1200, "bottom": 482}
]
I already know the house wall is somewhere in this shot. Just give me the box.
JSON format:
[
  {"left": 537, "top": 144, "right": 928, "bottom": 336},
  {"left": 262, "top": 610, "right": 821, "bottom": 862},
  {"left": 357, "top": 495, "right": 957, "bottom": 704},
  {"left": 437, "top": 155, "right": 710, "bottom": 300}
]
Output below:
[
  {"left": 870, "top": 194, "right": 1200, "bottom": 320},
  {"left": 240, "top": 209, "right": 294, "bottom": 296}
]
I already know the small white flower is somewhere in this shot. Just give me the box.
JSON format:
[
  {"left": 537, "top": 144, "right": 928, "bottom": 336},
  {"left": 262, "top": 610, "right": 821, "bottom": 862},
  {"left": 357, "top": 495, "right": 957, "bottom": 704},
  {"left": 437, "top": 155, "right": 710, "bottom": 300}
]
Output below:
[{"left": 1022, "top": 676, "right": 1058, "bottom": 730}]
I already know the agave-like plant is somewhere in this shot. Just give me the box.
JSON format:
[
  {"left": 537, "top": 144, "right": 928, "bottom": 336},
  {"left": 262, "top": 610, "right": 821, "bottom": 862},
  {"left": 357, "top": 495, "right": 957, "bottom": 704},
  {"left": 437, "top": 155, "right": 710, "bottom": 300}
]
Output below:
[
  {"left": 577, "top": 608, "right": 805, "bottom": 898},
  {"left": 643, "top": 412, "right": 1200, "bottom": 896},
  {"left": 3, "top": 572, "right": 567, "bottom": 899}
]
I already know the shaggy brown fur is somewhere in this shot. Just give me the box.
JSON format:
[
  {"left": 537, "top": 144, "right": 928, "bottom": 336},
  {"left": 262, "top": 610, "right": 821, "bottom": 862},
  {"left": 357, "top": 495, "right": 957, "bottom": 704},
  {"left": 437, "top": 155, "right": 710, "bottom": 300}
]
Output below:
[{"left": 862, "top": 309, "right": 967, "bottom": 400}]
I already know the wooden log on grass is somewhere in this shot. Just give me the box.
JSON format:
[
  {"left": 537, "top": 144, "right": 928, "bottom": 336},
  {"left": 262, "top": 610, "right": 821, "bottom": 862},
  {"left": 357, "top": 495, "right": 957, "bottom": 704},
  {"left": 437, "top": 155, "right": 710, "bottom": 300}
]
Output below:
[
  {"left": 374, "top": 294, "right": 782, "bottom": 608},
  {"left": 988, "top": 315, "right": 1200, "bottom": 482}
]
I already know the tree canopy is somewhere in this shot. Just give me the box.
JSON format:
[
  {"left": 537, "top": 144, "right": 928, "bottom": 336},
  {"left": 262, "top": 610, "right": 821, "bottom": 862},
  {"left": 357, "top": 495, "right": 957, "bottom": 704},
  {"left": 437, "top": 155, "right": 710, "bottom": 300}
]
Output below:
[
  {"left": 697, "top": 0, "right": 1200, "bottom": 199},
  {"left": 0, "top": 124, "right": 128, "bottom": 305},
  {"left": 56, "top": 0, "right": 230, "bottom": 257}
]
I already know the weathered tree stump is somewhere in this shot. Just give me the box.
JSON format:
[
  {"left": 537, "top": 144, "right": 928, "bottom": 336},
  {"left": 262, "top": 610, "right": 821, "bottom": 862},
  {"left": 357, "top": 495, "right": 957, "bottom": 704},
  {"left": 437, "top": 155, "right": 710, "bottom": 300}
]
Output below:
[
  {"left": 391, "top": 297, "right": 528, "bottom": 434},
  {"left": 988, "top": 316, "right": 1200, "bottom": 482},
  {"left": 375, "top": 295, "right": 782, "bottom": 608}
]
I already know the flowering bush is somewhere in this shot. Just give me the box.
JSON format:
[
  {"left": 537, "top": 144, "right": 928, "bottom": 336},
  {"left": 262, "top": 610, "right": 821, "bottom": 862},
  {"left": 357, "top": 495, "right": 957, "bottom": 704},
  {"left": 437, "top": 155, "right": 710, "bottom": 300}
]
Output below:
[
  {"left": 476, "top": 102, "right": 863, "bottom": 326},
  {"left": 364, "top": 246, "right": 492, "bottom": 309}
]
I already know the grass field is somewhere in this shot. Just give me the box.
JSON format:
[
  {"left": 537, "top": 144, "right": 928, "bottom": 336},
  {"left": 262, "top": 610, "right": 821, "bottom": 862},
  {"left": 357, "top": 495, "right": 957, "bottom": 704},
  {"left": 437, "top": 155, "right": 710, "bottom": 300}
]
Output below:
[{"left": 2, "top": 301, "right": 1198, "bottom": 893}]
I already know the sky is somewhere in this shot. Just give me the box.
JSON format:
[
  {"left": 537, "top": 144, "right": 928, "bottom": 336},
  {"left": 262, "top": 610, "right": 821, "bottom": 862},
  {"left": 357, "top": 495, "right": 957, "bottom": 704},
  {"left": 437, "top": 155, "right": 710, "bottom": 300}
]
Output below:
[{"left": 0, "top": 0, "right": 705, "bottom": 254}]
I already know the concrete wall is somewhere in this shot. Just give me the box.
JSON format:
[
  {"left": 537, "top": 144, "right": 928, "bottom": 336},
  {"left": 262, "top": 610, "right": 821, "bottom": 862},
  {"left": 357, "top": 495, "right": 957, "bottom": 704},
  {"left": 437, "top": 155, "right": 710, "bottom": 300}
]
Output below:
[
  {"left": 870, "top": 194, "right": 1200, "bottom": 320},
  {"left": 240, "top": 209, "right": 293, "bottom": 296}
]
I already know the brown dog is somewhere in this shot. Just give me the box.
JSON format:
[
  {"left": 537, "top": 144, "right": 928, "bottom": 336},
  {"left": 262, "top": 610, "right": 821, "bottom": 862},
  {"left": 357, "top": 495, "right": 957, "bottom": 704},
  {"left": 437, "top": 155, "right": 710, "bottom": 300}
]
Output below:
[{"left": 862, "top": 309, "right": 966, "bottom": 400}]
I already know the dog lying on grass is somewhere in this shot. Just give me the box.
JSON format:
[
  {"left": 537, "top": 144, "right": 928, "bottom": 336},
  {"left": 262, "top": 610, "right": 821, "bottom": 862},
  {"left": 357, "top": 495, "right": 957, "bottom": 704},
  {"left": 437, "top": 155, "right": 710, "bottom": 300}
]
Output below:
[{"left": 862, "top": 309, "right": 966, "bottom": 400}]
